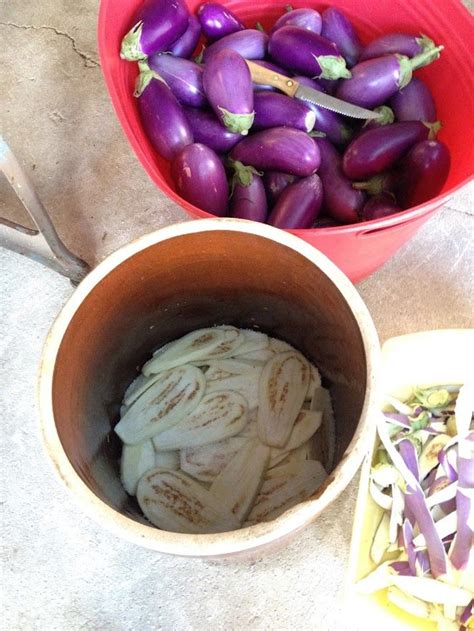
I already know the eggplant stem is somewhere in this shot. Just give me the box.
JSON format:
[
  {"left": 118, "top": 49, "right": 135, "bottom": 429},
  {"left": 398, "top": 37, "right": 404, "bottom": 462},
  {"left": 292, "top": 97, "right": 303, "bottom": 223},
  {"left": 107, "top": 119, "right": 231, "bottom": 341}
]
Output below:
[
  {"left": 120, "top": 21, "right": 146, "bottom": 62},
  {"left": 410, "top": 45, "right": 444, "bottom": 71}
]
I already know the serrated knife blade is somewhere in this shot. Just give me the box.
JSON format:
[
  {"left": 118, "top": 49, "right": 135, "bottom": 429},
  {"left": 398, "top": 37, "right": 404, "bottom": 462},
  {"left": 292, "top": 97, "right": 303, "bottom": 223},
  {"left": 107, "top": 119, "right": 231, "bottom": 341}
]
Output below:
[
  {"left": 246, "top": 60, "right": 380, "bottom": 121},
  {"left": 294, "top": 84, "right": 380, "bottom": 120}
]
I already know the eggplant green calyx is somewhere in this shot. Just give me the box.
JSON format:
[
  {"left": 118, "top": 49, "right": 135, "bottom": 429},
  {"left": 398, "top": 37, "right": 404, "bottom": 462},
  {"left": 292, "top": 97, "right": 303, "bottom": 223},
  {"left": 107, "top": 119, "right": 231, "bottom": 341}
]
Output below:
[
  {"left": 194, "top": 47, "right": 205, "bottom": 64},
  {"left": 133, "top": 62, "right": 167, "bottom": 97},
  {"left": 121, "top": 21, "right": 146, "bottom": 61},
  {"left": 228, "top": 159, "right": 262, "bottom": 190},
  {"left": 218, "top": 107, "right": 255, "bottom": 135},
  {"left": 364, "top": 106, "right": 394, "bottom": 128},
  {"left": 396, "top": 54, "right": 413, "bottom": 90},
  {"left": 309, "top": 130, "right": 327, "bottom": 138},
  {"left": 424, "top": 120, "right": 442, "bottom": 140},
  {"left": 416, "top": 33, "right": 437, "bottom": 54},
  {"left": 315, "top": 55, "right": 352, "bottom": 80},
  {"left": 353, "top": 174, "right": 392, "bottom": 195},
  {"left": 410, "top": 45, "right": 444, "bottom": 71},
  {"left": 414, "top": 387, "right": 451, "bottom": 409},
  {"left": 255, "top": 22, "right": 266, "bottom": 33},
  {"left": 408, "top": 410, "right": 431, "bottom": 431}
]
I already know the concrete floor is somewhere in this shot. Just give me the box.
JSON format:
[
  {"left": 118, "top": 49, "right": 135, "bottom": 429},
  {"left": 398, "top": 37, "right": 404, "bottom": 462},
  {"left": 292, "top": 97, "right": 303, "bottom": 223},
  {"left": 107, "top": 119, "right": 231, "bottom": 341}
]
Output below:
[{"left": 1, "top": 1, "right": 473, "bottom": 629}]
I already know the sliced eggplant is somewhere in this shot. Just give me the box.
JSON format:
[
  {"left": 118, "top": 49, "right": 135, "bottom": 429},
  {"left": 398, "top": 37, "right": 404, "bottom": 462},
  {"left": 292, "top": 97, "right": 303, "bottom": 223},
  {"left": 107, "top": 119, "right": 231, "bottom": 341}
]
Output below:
[
  {"left": 269, "top": 409, "right": 322, "bottom": 467},
  {"left": 205, "top": 367, "right": 261, "bottom": 409},
  {"left": 143, "top": 326, "right": 243, "bottom": 376},
  {"left": 418, "top": 434, "right": 452, "bottom": 480},
  {"left": 152, "top": 390, "right": 248, "bottom": 451},
  {"left": 120, "top": 440, "right": 156, "bottom": 495},
  {"left": 210, "top": 438, "right": 270, "bottom": 524},
  {"left": 231, "top": 329, "right": 269, "bottom": 357},
  {"left": 114, "top": 365, "right": 205, "bottom": 444},
  {"left": 137, "top": 468, "right": 239, "bottom": 533},
  {"left": 154, "top": 450, "right": 180, "bottom": 471},
  {"left": 267, "top": 442, "right": 311, "bottom": 472},
  {"left": 311, "top": 386, "right": 336, "bottom": 471},
  {"left": 246, "top": 460, "right": 328, "bottom": 524},
  {"left": 180, "top": 435, "right": 249, "bottom": 482},
  {"left": 257, "top": 351, "right": 310, "bottom": 447}
]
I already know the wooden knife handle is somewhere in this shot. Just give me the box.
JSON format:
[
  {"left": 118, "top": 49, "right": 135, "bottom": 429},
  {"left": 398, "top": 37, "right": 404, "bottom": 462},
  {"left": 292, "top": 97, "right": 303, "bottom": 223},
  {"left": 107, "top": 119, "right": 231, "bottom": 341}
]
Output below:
[{"left": 246, "top": 60, "right": 299, "bottom": 98}]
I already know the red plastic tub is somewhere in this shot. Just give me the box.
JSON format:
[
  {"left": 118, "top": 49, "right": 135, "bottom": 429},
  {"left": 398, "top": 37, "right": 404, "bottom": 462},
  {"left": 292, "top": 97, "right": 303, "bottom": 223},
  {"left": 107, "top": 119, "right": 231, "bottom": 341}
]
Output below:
[{"left": 98, "top": 0, "right": 474, "bottom": 282}]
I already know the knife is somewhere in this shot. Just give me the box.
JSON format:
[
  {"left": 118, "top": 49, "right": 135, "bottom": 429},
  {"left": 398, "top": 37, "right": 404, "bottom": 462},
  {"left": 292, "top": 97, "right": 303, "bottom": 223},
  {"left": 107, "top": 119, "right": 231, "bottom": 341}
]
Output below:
[{"left": 246, "top": 60, "right": 380, "bottom": 121}]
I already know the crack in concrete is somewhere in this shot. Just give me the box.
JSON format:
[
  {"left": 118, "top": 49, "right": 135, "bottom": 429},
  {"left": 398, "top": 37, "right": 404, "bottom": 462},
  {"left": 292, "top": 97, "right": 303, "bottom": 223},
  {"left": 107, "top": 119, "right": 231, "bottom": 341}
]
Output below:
[{"left": 0, "top": 21, "right": 100, "bottom": 68}]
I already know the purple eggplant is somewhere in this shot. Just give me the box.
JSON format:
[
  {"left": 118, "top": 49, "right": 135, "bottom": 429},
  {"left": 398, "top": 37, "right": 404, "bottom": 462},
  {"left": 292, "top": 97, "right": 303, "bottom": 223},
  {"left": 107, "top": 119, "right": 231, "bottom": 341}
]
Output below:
[
  {"left": 171, "top": 143, "right": 228, "bottom": 215},
  {"left": 135, "top": 65, "right": 193, "bottom": 160},
  {"left": 203, "top": 29, "right": 268, "bottom": 63},
  {"left": 268, "top": 26, "right": 351, "bottom": 80},
  {"left": 203, "top": 49, "right": 254, "bottom": 135},
  {"left": 268, "top": 174, "right": 323, "bottom": 229},
  {"left": 313, "top": 216, "right": 340, "bottom": 228},
  {"left": 121, "top": 0, "right": 189, "bottom": 61},
  {"left": 183, "top": 106, "right": 241, "bottom": 153},
  {"left": 167, "top": 15, "right": 201, "bottom": 58},
  {"left": 362, "top": 193, "right": 401, "bottom": 220},
  {"left": 317, "top": 78, "right": 340, "bottom": 95},
  {"left": 398, "top": 140, "right": 451, "bottom": 208},
  {"left": 148, "top": 54, "right": 206, "bottom": 108},
  {"left": 315, "top": 138, "right": 365, "bottom": 223},
  {"left": 231, "top": 127, "right": 320, "bottom": 177},
  {"left": 336, "top": 44, "right": 443, "bottom": 109},
  {"left": 360, "top": 33, "right": 440, "bottom": 62},
  {"left": 320, "top": 7, "right": 362, "bottom": 68},
  {"left": 263, "top": 172, "right": 297, "bottom": 204},
  {"left": 270, "top": 7, "right": 322, "bottom": 35},
  {"left": 342, "top": 120, "right": 438, "bottom": 180},
  {"left": 252, "top": 60, "right": 287, "bottom": 91},
  {"left": 389, "top": 77, "right": 437, "bottom": 122},
  {"left": 229, "top": 162, "right": 268, "bottom": 222},
  {"left": 253, "top": 92, "right": 316, "bottom": 133},
  {"left": 295, "top": 76, "right": 352, "bottom": 145},
  {"left": 197, "top": 2, "right": 245, "bottom": 41}
]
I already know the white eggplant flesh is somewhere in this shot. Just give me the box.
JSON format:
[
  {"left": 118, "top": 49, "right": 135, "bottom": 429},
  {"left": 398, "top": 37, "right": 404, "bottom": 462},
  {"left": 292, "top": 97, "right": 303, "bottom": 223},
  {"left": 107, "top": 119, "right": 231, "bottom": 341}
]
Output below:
[
  {"left": 419, "top": 434, "right": 452, "bottom": 480},
  {"left": 268, "top": 442, "right": 311, "bottom": 472},
  {"left": 142, "top": 327, "right": 244, "bottom": 376},
  {"left": 387, "top": 586, "right": 431, "bottom": 619},
  {"left": 123, "top": 372, "right": 160, "bottom": 408},
  {"left": 180, "top": 435, "right": 249, "bottom": 482},
  {"left": 246, "top": 460, "right": 327, "bottom": 524},
  {"left": 310, "top": 386, "right": 336, "bottom": 471},
  {"left": 115, "top": 365, "right": 205, "bottom": 444},
  {"left": 269, "top": 409, "right": 322, "bottom": 467},
  {"left": 257, "top": 351, "right": 310, "bottom": 448},
  {"left": 154, "top": 450, "right": 180, "bottom": 470},
  {"left": 153, "top": 391, "right": 248, "bottom": 451},
  {"left": 305, "top": 363, "right": 322, "bottom": 401},
  {"left": 137, "top": 469, "right": 239, "bottom": 534},
  {"left": 210, "top": 438, "right": 270, "bottom": 524},
  {"left": 265, "top": 457, "right": 324, "bottom": 481},
  {"left": 391, "top": 575, "right": 473, "bottom": 607},
  {"left": 268, "top": 338, "right": 294, "bottom": 354},
  {"left": 370, "top": 512, "right": 391, "bottom": 564},
  {"left": 205, "top": 369, "right": 261, "bottom": 410},
  {"left": 231, "top": 329, "right": 269, "bottom": 357},
  {"left": 120, "top": 440, "right": 156, "bottom": 496}
]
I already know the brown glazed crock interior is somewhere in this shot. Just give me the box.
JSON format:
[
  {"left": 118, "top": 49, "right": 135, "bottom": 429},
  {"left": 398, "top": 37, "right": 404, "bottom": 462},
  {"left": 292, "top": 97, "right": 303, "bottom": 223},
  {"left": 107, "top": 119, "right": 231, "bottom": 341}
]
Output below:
[{"left": 52, "top": 230, "right": 367, "bottom": 525}]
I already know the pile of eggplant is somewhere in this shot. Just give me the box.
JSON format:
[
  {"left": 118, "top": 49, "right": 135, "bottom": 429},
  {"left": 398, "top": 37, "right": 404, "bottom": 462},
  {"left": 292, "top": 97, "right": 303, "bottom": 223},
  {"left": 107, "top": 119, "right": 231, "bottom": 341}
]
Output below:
[
  {"left": 115, "top": 326, "right": 334, "bottom": 533},
  {"left": 121, "top": 0, "right": 451, "bottom": 228}
]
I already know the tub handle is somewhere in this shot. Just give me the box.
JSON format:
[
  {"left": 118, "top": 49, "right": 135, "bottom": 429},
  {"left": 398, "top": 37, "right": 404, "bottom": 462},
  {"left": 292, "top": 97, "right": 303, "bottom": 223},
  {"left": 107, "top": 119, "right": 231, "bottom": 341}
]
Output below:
[
  {"left": 0, "top": 137, "right": 90, "bottom": 284},
  {"left": 356, "top": 206, "right": 446, "bottom": 238}
]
